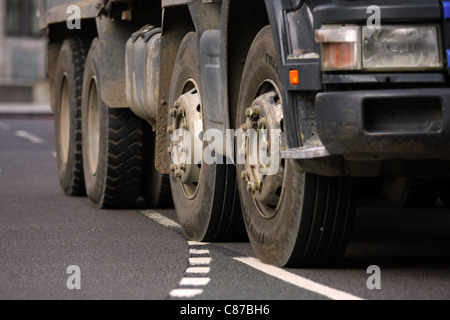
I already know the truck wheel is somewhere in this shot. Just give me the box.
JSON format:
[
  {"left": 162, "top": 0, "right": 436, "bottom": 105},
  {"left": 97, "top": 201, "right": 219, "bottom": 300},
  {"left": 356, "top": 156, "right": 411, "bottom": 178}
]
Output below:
[
  {"left": 82, "top": 39, "right": 144, "bottom": 209},
  {"left": 54, "top": 38, "right": 91, "bottom": 196},
  {"left": 236, "top": 26, "right": 357, "bottom": 267},
  {"left": 168, "top": 32, "right": 245, "bottom": 242},
  {"left": 383, "top": 178, "right": 440, "bottom": 208}
]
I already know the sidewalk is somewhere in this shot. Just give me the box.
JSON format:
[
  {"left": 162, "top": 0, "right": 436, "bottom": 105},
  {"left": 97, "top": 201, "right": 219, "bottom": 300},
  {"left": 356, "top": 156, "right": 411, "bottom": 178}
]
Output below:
[{"left": 0, "top": 103, "right": 53, "bottom": 116}]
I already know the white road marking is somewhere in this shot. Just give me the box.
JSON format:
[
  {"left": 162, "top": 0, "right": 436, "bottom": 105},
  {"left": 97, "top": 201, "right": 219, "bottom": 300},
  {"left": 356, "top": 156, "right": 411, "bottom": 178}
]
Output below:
[
  {"left": 235, "top": 257, "right": 364, "bottom": 301},
  {"left": 141, "top": 211, "right": 215, "bottom": 300},
  {"left": 141, "top": 210, "right": 181, "bottom": 229},
  {"left": 186, "top": 267, "right": 210, "bottom": 274},
  {"left": 52, "top": 151, "right": 57, "bottom": 158},
  {"left": 189, "top": 257, "right": 212, "bottom": 266},
  {"left": 180, "top": 278, "right": 211, "bottom": 286},
  {"left": 142, "top": 210, "right": 363, "bottom": 301},
  {"left": 169, "top": 289, "right": 204, "bottom": 299},
  {"left": 190, "top": 249, "right": 210, "bottom": 255},
  {"left": 14, "top": 131, "right": 45, "bottom": 144},
  {"left": 188, "top": 241, "right": 209, "bottom": 246}
]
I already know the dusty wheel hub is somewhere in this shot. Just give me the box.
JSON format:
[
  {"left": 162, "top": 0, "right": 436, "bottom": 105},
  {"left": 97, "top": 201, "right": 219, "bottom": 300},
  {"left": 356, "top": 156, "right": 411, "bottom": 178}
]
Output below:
[
  {"left": 240, "top": 90, "right": 284, "bottom": 219},
  {"left": 168, "top": 79, "right": 203, "bottom": 198}
]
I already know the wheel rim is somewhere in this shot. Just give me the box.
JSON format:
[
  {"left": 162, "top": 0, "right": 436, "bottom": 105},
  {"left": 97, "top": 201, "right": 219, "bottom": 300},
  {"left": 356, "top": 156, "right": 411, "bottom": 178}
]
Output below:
[
  {"left": 87, "top": 77, "right": 100, "bottom": 176},
  {"left": 240, "top": 81, "right": 285, "bottom": 220},
  {"left": 169, "top": 79, "right": 203, "bottom": 199},
  {"left": 59, "top": 75, "right": 70, "bottom": 165}
]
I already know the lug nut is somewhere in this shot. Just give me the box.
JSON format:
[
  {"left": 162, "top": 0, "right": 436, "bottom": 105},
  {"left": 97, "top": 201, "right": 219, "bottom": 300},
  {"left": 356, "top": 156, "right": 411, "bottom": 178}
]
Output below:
[
  {"left": 257, "top": 179, "right": 263, "bottom": 192},
  {"left": 252, "top": 105, "right": 261, "bottom": 119},
  {"left": 175, "top": 170, "right": 183, "bottom": 179},
  {"left": 258, "top": 118, "right": 266, "bottom": 130},
  {"left": 178, "top": 106, "right": 186, "bottom": 117},
  {"left": 245, "top": 108, "right": 253, "bottom": 119},
  {"left": 247, "top": 182, "right": 255, "bottom": 194}
]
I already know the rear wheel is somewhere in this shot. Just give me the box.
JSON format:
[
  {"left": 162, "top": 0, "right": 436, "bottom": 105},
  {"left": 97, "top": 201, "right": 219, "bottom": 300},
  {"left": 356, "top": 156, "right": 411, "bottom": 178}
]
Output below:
[
  {"left": 54, "top": 38, "right": 91, "bottom": 196},
  {"left": 82, "top": 39, "right": 144, "bottom": 209},
  {"left": 236, "top": 26, "right": 358, "bottom": 267},
  {"left": 168, "top": 32, "right": 245, "bottom": 242}
]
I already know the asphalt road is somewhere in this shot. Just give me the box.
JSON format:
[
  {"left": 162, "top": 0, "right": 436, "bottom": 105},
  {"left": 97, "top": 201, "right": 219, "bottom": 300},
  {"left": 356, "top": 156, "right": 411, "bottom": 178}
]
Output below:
[{"left": 1, "top": 117, "right": 450, "bottom": 301}]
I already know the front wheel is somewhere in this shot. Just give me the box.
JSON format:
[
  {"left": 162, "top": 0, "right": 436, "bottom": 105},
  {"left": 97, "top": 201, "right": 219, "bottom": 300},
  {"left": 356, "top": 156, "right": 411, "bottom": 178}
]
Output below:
[{"left": 236, "top": 26, "right": 358, "bottom": 267}]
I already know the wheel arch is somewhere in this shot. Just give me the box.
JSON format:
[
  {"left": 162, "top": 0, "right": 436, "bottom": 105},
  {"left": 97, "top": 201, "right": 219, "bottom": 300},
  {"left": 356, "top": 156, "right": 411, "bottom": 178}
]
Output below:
[
  {"left": 155, "top": 4, "right": 196, "bottom": 174},
  {"left": 225, "top": 0, "right": 270, "bottom": 130}
]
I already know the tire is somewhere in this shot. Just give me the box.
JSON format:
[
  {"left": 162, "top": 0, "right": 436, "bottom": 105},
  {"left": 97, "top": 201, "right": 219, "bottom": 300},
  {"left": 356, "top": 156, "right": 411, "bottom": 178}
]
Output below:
[
  {"left": 236, "top": 26, "right": 358, "bottom": 268},
  {"left": 82, "top": 39, "right": 144, "bottom": 209},
  {"left": 168, "top": 32, "right": 245, "bottom": 242},
  {"left": 54, "top": 38, "right": 91, "bottom": 196}
]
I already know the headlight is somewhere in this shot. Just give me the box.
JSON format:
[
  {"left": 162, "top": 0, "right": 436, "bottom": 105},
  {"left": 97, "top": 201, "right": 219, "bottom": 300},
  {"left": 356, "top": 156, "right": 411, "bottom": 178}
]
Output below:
[
  {"left": 315, "top": 25, "right": 442, "bottom": 71},
  {"left": 362, "top": 26, "right": 442, "bottom": 70}
]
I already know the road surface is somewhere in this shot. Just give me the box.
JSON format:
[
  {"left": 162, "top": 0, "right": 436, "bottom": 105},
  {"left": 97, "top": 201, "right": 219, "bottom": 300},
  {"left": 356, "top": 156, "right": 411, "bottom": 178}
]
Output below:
[{"left": 1, "top": 117, "right": 450, "bottom": 300}]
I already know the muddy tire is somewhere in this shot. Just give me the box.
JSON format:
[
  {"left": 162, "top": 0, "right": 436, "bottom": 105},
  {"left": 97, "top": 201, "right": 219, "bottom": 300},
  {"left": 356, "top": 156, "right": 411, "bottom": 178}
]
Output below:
[
  {"left": 82, "top": 39, "right": 144, "bottom": 209},
  {"left": 54, "top": 38, "right": 91, "bottom": 196},
  {"left": 236, "top": 26, "right": 358, "bottom": 267},
  {"left": 168, "top": 32, "right": 245, "bottom": 242}
]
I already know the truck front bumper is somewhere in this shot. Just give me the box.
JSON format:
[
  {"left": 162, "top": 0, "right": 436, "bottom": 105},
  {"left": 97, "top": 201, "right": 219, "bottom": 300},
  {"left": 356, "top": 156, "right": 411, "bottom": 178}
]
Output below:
[{"left": 315, "top": 88, "right": 450, "bottom": 160}]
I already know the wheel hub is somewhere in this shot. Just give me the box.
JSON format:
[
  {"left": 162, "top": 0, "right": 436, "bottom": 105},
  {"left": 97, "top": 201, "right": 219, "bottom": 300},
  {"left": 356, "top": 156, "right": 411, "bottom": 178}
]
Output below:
[
  {"left": 168, "top": 80, "right": 203, "bottom": 198},
  {"left": 241, "top": 90, "right": 284, "bottom": 217}
]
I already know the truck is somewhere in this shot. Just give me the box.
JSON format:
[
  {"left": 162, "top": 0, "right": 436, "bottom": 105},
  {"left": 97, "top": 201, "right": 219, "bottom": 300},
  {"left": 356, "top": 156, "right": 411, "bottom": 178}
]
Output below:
[{"left": 39, "top": 0, "right": 450, "bottom": 268}]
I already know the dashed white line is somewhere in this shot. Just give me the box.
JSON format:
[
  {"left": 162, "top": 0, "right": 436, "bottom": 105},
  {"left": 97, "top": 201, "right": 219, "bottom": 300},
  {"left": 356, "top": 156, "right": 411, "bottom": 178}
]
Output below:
[
  {"left": 189, "top": 249, "right": 210, "bottom": 255},
  {"left": 141, "top": 211, "right": 212, "bottom": 299},
  {"left": 186, "top": 267, "right": 210, "bottom": 274},
  {"left": 141, "top": 210, "right": 363, "bottom": 301},
  {"left": 169, "top": 289, "right": 204, "bottom": 299},
  {"left": 189, "top": 257, "right": 212, "bottom": 266},
  {"left": 169, "top": 243, "right": 212, "bottom": 299},
  {"left": 234, "top": 257, "right": 364, "bottom": 301},
  {"left": 14, "top": 131, "right": 45, "bottom": 144},
  {"left": 180, "top": 278, "right": 211, "bottom": 286},
  {"left": 141, "top": 210, "right": 181, "bottom": 229},
  {"left": 188, "top": 241, "right": 209, "bottom": 246}
]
